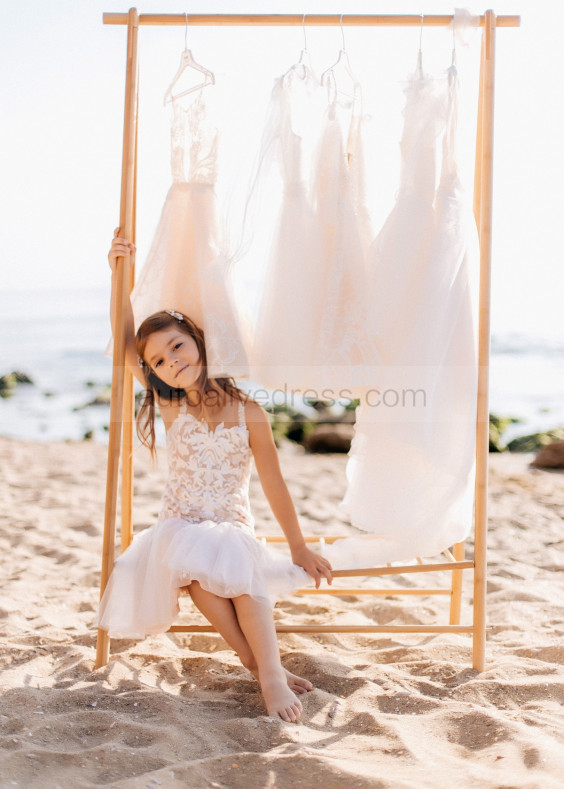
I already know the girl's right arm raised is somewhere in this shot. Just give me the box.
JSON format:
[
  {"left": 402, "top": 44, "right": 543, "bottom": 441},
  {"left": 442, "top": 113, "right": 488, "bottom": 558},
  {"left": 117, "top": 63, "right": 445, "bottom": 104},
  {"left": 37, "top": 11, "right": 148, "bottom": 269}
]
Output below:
[{"left": 108, "top": 228, "right": 145, "bottom": 386}]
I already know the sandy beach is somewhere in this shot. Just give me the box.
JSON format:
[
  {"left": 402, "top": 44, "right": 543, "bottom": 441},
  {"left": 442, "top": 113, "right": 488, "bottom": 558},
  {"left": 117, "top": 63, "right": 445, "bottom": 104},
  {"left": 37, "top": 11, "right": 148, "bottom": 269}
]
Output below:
[{"left": 1, "top": 435, "right": 563, "bottom": 789}]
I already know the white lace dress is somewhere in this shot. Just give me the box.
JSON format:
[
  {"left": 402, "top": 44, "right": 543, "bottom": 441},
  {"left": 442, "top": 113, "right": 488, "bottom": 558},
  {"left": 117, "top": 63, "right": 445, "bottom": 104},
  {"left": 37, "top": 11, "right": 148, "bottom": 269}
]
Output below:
[{"left": 96, "top": 401, "right": 309, "bottom": 639}]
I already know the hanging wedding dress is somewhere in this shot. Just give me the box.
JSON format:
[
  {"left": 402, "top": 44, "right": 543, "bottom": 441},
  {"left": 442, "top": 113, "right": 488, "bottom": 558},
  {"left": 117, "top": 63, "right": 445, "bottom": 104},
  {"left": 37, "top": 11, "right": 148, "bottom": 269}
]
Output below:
[
  {"left": 251, "top": 59, "right": 326, "bottom": 390},
  {"left": 311, "top": 70, "right": 379, "bottom": 389},
  {"left": 250, "top": 55, "right": 378, "bottom": 392},
  {"left": 130, "top": 87, "right": 250, "bottom": 378},
  {"left": 329, "top": 44, "right": 479, "bottom": 567}
]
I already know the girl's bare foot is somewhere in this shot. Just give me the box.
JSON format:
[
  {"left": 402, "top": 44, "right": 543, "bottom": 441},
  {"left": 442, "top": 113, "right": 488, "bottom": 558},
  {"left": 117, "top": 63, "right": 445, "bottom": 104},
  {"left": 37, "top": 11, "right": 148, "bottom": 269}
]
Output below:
[
  {"left": 284, "top": 668, "right": 313, "bottom": 694},
  {"left": 261, "top": 673, "right": 303, "bottom": 722},
  {"left": 243, "top": 656, "right": 312, "bottom": 694}
]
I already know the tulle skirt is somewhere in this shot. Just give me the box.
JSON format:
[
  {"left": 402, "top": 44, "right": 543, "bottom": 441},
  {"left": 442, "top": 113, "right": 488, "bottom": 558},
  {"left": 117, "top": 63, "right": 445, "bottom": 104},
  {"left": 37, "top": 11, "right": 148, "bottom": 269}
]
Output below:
[{"left": 95, "top": 517, "right": 310, "bottom": 639}]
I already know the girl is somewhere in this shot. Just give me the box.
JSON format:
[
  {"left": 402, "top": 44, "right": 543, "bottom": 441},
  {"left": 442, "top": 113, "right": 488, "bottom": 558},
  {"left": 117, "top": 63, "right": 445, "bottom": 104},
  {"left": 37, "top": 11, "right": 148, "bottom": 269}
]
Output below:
[{"left": 97, "top": 229, "right": 333, "bottom": 723}]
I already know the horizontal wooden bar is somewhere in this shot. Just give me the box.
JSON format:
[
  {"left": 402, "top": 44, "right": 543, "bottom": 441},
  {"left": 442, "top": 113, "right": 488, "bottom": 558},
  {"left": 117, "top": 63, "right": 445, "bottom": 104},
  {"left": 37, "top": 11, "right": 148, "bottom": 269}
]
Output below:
[
  {"left": 178, "top": 585, "right": 451, "bottom": 597},
  {"left": 169, "top": 623, "right": 475, "bottom": 634},
  {"left": 263, "top": 535, "right": 346, "bottom": 544},
  {"left": 103, "top": 12, "right": 520, "bottom": 28},
  {"left": 294, "top": 587, "right": 450, "bottom": 596},
  {"left": 261, "top": 539, "right": 471, "bottom": 571},
  {"left": 178, "top": 560, "right": 474, "bottom": 590},
  {"left": 331, "top": 560, "right": 474, "bottom": 577}
]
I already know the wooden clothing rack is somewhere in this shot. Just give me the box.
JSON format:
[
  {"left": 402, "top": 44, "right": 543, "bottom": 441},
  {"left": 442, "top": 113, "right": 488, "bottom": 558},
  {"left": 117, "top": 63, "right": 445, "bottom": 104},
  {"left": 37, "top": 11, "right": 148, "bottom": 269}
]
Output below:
[{"left": 96, "top": 10, "right": 520, "bottom": 672}]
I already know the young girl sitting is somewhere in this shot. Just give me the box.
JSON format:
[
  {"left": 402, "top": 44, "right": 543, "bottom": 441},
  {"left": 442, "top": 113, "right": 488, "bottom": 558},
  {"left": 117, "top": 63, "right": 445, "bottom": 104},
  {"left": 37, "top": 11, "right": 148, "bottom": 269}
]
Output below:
[{"left": 96, "top": 229, "right": 333, "bottom": 723}]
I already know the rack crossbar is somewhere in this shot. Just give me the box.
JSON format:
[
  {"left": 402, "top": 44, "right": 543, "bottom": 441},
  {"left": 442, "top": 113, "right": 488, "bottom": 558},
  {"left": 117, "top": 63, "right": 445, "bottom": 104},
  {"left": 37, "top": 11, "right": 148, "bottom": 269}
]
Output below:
[
  {"left": 103, "top": 13, "right": 520, "bottom": 28},
  {"left": 331, "top": 560, "right": 474, "bottom": 577},
  {"left": 169, "top": 624, "right": 475, "bottom": 634},
  {"left": 294, "top": 587, "right": 451, "bottom": 596}
]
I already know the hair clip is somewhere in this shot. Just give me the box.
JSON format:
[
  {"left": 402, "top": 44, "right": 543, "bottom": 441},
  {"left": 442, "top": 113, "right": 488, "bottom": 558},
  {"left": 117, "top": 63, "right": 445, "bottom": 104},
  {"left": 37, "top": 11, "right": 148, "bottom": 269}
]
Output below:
[
  {"left": 166, "top": 309, "right": 184, "bottom": 322},
  {"left": 137, "top": 356, "right": 145, "bottom": 367}
]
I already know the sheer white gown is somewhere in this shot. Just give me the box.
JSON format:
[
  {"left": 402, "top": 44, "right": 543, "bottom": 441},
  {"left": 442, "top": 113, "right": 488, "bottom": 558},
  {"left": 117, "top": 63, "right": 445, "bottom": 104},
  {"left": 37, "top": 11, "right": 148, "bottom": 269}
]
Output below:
[
  {"left": 332, "top": 51, "right": 479, "bottom": 567},
  {"left": 311, "top": 77, "right": 379, "bottom": 389},
  {"left": 250, "top": 59, "right": 377, "bottom": 392},
  {"left": 130, "top": 89, "right": 250, "bottom": 378},
  {"left": 96, "top": 401, "right": 309, "bottom": 639},
  {"left": 251, "top": 61, "right": 325, "bottom": 390}
]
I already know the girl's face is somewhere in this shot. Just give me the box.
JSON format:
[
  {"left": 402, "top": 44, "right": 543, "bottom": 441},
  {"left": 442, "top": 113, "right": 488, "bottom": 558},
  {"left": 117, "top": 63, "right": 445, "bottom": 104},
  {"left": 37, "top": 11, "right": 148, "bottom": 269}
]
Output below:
[{"left": 143, "top": 327, "right": 202, "bottom": 390}]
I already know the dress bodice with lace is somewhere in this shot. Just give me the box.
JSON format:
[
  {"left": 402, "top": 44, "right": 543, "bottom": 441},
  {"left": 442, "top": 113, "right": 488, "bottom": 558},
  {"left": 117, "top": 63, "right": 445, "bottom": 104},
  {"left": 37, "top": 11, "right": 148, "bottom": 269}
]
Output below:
[
  {"left": 160, "top": 400, "right": 254, "bottom": 533},
  {"left": 170, "top": 91, "right": 219, "bottom": 186}
]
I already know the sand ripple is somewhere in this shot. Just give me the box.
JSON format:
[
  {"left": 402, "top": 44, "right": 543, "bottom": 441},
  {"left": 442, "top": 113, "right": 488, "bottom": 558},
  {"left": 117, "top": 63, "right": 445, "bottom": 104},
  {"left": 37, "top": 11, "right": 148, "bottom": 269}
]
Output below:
[{"left": 1, "top": 438, "right": 564, "bottom": 788}]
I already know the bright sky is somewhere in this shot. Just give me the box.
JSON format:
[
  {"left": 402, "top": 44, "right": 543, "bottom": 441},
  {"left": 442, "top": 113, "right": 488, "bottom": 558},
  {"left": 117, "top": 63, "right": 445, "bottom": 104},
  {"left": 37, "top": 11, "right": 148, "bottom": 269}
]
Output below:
[{"left": 1, "top": 0, "right": 562, "bottom": 341}]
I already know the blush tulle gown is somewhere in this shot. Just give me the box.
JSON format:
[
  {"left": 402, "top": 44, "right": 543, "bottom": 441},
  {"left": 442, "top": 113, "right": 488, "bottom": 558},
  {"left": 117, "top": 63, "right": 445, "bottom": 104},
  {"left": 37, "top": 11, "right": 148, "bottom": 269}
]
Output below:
[{"left": 130, "top": 88, "right": 250, "bottom": 378}]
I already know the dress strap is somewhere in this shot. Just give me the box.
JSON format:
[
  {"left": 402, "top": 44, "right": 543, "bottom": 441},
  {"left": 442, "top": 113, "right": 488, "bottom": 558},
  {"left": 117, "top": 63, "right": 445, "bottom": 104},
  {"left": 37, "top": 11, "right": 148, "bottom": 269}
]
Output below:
[{"left": 238, "top": 400, "right": 246, "bottom": 429}]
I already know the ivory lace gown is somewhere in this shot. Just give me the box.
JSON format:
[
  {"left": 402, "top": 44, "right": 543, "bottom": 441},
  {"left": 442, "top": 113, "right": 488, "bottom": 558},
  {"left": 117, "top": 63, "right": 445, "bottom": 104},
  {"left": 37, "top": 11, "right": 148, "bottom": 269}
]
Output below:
[
  {"left": 130, "top": 89, "right": 250, "bottom": 378},
  {"left": 96, "top": 401, "right": 309, "bottom": 639}
]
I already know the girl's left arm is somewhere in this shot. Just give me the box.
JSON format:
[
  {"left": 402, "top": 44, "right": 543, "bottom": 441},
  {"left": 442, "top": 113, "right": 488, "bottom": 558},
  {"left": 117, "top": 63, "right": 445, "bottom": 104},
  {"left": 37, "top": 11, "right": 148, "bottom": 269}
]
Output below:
[{"left": 247, "top": 401, "right": 333, "bottom": 588}]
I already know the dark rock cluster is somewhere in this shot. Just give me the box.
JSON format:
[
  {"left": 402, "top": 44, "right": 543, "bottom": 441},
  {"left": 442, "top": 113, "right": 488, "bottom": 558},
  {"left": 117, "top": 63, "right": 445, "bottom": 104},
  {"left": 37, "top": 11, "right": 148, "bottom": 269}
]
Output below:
[{"left": 0, "top": 371, "right": 34, "bottom": 398}]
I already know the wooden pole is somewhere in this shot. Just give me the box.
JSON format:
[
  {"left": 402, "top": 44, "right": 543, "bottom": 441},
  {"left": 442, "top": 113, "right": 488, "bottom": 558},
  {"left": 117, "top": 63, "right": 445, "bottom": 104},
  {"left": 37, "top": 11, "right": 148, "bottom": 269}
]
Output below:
[
  {"left": 449, "top": 541, "right": 466, "bottom": 624},
  {"left": 120, "top": 352, "right": 135, "bottom": 554},
  {"left": 120, "top": 74, "right": 139, "bottom": 555},
  {"left": 103, "top": 12, "right": 520, "bottom": 28},
  {"left": 472, "top": 9, "right": 496, "bottom": 673},
  {"left": 96, "top": 7, "right": 139, "bottom": 670},
  {"left": 473, "top": 33, "right": 485, "bottom": 227}
]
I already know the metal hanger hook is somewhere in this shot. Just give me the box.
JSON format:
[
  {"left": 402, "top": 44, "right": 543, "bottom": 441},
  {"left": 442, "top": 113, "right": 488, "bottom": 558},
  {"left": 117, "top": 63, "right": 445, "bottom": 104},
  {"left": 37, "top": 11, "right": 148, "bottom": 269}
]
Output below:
[
  {"left": 419, "top": 12, "right": 424, "bottom": 52},
  {"left": 417, "top": 12, "right": 424, "bottom": 76},
  {"left": 340, "top": 13, "right": 346, "bottom": 51},
  {"left": 302, "top": 13, "right": 308, "bottom": 51},
  {"left": 184, "top": 12, "right": 189, "bottom": 50}
]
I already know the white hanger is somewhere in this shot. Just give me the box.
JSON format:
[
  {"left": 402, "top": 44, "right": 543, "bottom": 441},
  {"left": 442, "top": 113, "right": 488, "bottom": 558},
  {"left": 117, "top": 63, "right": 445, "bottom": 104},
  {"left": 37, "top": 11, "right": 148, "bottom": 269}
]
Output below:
[
  {"left": 417, "top": 12, "right": 424, "bottom": 78},
  {"left": 320, "top": 14, "right": 360, "bottom": 98},
  {"left": 283, "top": 13, "right": 316, "bottom": 83},
  {"left": 163, "top": 14, "right": 215, "bottom": 105},
  {"left": 321, "top": 49, "right": 359, "bottom": 87}
]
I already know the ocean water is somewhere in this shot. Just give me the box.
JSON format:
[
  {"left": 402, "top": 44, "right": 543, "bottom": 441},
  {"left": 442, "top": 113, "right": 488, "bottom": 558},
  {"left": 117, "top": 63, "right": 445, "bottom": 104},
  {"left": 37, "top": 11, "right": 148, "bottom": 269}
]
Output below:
[
  {"left": 0, "top": 288, "right": 113, "bottom": 443},
  {"left": 1, "top": 287, "right": 563, "bottom": 445}
]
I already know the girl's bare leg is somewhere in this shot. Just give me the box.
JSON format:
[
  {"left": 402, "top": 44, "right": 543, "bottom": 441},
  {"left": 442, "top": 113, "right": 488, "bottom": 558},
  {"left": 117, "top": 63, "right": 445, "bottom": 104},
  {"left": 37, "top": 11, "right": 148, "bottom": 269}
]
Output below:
[
  {"left": 187, "top": 582, "right": 255, "bottom": 671},
  {"left": 232, "top": 593, "right": 302, "bottom": 722},
  {"left": 188, "top": 582, "right": 312, "bottom": 694}
]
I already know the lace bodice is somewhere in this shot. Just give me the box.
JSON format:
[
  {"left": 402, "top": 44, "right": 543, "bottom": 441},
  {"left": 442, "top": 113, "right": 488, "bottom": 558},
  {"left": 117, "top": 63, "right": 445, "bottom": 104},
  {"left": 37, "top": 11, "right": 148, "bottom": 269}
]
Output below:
[
  {"left": 170, "top": 90, "right": 219, "bottom": 185},
  {"left": 160, "top": 400, "right": 254, "bottom": 533}
]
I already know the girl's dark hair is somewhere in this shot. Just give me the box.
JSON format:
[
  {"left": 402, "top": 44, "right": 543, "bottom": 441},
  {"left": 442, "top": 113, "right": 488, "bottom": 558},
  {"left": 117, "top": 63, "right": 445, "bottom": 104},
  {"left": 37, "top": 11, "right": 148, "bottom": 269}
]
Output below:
[{"left": 135, "top": 310, "right": 247, "bottom": 455}]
